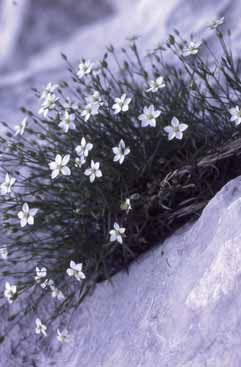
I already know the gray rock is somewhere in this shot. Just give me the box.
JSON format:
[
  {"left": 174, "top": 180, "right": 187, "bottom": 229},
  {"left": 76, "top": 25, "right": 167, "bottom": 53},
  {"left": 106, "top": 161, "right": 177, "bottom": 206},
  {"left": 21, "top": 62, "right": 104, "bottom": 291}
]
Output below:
[
  {"left": 0, "top": 0, "right": 113, "bottom": 73},
  {"left": 1, "top": 0, "right": 241, "bottom": 123},
  {"left": 42, "top": 176, "right": 241, "bottom": 367}
]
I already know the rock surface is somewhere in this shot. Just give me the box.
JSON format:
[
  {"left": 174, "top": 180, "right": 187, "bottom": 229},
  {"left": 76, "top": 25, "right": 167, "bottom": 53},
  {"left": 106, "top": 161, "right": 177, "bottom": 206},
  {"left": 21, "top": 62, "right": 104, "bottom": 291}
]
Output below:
[{"left": 42, "top": 176, "right": 241, "bottom": 367}]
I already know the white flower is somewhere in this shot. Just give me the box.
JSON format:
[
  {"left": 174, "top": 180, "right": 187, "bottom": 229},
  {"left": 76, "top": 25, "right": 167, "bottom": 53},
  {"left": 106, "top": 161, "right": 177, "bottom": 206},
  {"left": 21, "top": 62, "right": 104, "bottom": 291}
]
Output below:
[
  {"left": 35, "top": 267, "right": 47, "bottom": 283},
  {"left": 112, "top": 94, "right": 132, "bottom": 114},
  {"left": 120, "top": 198, "right": 132, "bottom": 213},
  {"left": 138, "top": 105, "right": 161, "bottom": 127},
  {"left": 84, "top": 160, "right": 102, "bottom": 183},
  {"left": 112, "top": 139, "right": 130, "bottom": 164},
  {"left": 66, "top": 260, "right": 86, "bottom": 281},
  {"left": 85, "top": 91, "right": 102, "bottom": 105},
  {"left": 183, "top": 41, "right": 202, "bottom": 57},
  {"left": 0, "top": 247, "right": 8, "bottom": 260},
  {"left": 15, "top": 117, "right": 27, "bottom": 136},
  {"left": 35, "top": 318, "right": 47, "bottom": 337},
  {"left": 18, "top": 203, "right": 38, "bottom": 227},
  {"left": 109, "top": 223, "right": 126, "bottom": 244},
  {"left": 229, "top": 106, "right": 241, "bottom": 126},
  {"left": 62, "top": 98, "right": 78, "bottom": 111},
  {"left": 57, "top": 328, "right": 70, "bottom": 343},
  {"left": 81, "top": 102, "right": 99, "bottom": 122},
  {"left": 1, "top": 173, "right": 16, "bottom": 195},
  {"left": 49, "top": 154, "right": 71, "bottom": 179},
  {"left": 38, "top": 93, "right": 59, "bottom": 117},
  {"left": 41, "top": 82, "right": 58, "bottom": 100},
  {"left": 75, "top": 137, "right": 93, "bottom": 158},
  {"left": 208, "top": 17, "right": 224, "bottom": 30},
  {"left": 164, "top": 116, "right": 188, "bottom": 140},
  {"left": 58, "top": 111, "right": 76, "bottom": 133},
  {"left": 146, "top": 76, "right": 165, "bottom": 93},
  {"left": 4, "top": 282, "right": 17, "bottom": 304},
  {"left": 75, "top": 137, "right": 93, "bottom": 168},
  {"left": 50, "top": 285, "right": 65, "bottom": 301},
  {"left": 77, "top": 60, "right": 94, "bottom": 78}
]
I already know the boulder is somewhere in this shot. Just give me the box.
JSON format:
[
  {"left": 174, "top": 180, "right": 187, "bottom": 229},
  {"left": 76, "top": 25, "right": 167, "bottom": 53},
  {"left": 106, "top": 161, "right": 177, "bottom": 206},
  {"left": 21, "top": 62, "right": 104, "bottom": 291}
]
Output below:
[{"left": 44, "top": 176, "right": 241, "bottom": 367}]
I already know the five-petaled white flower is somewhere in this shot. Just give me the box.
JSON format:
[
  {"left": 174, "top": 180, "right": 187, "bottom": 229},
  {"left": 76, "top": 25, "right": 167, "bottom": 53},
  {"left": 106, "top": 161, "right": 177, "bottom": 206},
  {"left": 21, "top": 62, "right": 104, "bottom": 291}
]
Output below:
[
  {"left": 41, "top": 82, "right": 58, "bottom": 100},
  {"left": 112, "top": 139, "right": 130, "bottom": 164},
  {"left": 75, "top": 137, "right": 93, "bottom": 168},
  {"left": 229, "top": 106, "right": 241, "bottom": 126},
  {"left": 4, "top": 282, "right": 17, "bottom": 304},
  {"left": 81, "top": 102, "right": 99, "bottom": 122},
  {"left": 66, "top": 260, "right": 86, "bottom": 281},
  {"left": 15, "top": 117, "right": 27, "bottom": 136},
  {"left": 38, "top": 93, "right": 59, "bottom": 117},
  {"left": 85, "top": 91, "right": 102, "bottom": 105},
  {"left": 109, "top": 222, "right": 126, "bottom": 244},
  {"left": 164, "top": 116, "right": 188, "bottom": 140},
  {"left": 57, "top": 328, "right": 70, "bottom": 343},
  {"left": 50, "top": 285, "right": 65, "bottom": 301},
  {"left": 0, "top": 247, "right": 8, "bottom": 260},
  {"left": 146, "top": 76, "right": 165, "bottom": 93},
  {"left": 58, "top": 111, "right": 76, "bottom": 133},
  {"left": 18, "top": 203, "right": 38, "bottom": 227},
  {"left": 49, "top": 154, "right": 71, "bottom": 179},
  {"left": 138, "top": 105, "right": 161, "bottom": 127},
  {"left": 208, "top": 17, "right": 224, "bottom": 30},
  {"left": 84, "top": 160, "right": 102, "bottom": 183},
  {"left": 1, "top": 173, "right": 16, "bottom": 195},
  {"left": 183, "top": 41, "right": 202, "bottom": 57},
  {"left": 112, "top": 94, "right": 132, "bottom": 114},
  {"left": 77, "top": 60, "right": 94, "bottom": 79},
  {"left": 75, "top": 137, "right": 93, "bottom": 158},
  {"left": 35, "top": 318, "right": 47, "bottom": 337},
  {"left": 120, "top": 198, "right": 132, "bottom": 213},
  {"left": 35, "top": 267, "right": 47, "bottom": 283}
]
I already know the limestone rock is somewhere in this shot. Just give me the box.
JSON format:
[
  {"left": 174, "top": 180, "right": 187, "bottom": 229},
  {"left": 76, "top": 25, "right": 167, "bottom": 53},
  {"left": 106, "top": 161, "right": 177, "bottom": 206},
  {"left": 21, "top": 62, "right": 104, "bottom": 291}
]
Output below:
[{"left": 36, "top": 176, "right": 241, "bottom": 367}]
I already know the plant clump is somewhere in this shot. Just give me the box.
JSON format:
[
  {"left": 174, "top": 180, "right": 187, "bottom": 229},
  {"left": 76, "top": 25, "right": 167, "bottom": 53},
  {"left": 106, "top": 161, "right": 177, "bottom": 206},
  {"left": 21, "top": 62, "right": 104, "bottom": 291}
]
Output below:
[{"left": 0, "top": 19, "right": 241, "bottom": 343}]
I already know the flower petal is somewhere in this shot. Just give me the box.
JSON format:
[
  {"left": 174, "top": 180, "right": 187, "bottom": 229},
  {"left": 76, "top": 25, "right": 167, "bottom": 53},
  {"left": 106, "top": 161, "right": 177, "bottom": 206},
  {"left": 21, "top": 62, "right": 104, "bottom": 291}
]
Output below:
[
  {"left": 61, "top": 166, "right": 71, "bottom": 176},
  {"left": 62, "top": 155, "right": 70, "bottom": 166}
]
